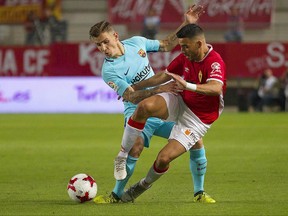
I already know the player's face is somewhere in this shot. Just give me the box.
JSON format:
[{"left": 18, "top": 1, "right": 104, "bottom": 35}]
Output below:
[
  {"left": 178, "top": 38, "right": 202, "bottom": 61},
  {"left": 91, "top": 31, "right": 120, "bottom": 58}
]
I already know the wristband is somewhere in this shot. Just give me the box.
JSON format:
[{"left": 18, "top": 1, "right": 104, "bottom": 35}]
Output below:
[{"left": 186, "top": 82, "right": 197, "bottom": 91}]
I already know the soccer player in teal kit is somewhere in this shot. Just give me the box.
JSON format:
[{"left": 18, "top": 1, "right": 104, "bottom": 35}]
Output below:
[{"left": 89, "top": 5, "right": 215, "bottom": 203}]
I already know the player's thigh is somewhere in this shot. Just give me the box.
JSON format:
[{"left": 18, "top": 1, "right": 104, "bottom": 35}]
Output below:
[
  {"left": 135, "top": 95, "right": 169, "bottom": 120},
  {"left": 157, "top": 93, "right": 180, "bottom": 122}
]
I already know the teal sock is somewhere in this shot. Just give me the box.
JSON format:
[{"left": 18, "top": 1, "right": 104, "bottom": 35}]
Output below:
[
  {"left": 112, "top": 155, "right": 138, "bottom": 198},
  {"left": 189, "top": 147, "right": 207, "bottom": 194}
]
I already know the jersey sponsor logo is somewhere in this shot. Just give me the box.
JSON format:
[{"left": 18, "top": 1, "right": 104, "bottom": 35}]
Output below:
[
  {"left": 131, "top": 64, "right": 151, "bottom": 84},
  {"left": 211, "top": 62, "right": 222, "bottom": 74},
  {"left": 107, "top": 81, "right": 118, "bottom": 91},
  {"left": 124, "top": 67, "right": 130, "bottom": 75},
  {"left": 184, "top": 67, "right": 189, "bottom": 73},
  {"left": 138, "top": 49, "right": 146, "bottom": 58}
]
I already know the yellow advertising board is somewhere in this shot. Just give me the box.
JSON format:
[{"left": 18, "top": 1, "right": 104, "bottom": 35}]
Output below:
[{"left": 0, "top": 4, "right": 41, "bottom": 24}]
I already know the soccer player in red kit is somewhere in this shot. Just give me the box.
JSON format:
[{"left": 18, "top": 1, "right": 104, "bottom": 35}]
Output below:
[{"left": 118, "top": 23, "right": 226, "bottom": 203}]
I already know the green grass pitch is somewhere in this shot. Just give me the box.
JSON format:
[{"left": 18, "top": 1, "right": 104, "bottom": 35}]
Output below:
[{"left": 0, "top": 112, "right": 287, "bottom": 216}]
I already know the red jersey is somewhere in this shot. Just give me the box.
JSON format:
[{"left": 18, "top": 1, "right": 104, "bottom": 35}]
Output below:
[{"left": 166, "top": 45, "right": 226, "bottom": 124}]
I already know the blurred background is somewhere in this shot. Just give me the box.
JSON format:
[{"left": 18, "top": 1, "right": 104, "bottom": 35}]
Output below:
[{"left": 0, "top": 0, "right": 287, "bottom": 113}]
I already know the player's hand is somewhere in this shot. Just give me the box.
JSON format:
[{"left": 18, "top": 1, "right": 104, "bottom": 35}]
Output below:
[
  {"left": 159, "top": 80, "right": 183, "bottom": 95},
  {"left": 185, "top": 4, "right": 205, "bottom": 24},
  {"left": 165, "top": 72, "right": 187, "bottom": 89}
]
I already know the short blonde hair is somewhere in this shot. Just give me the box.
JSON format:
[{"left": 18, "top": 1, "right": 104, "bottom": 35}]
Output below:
[{"left": 89, "top": 21, "right": 114, "bottom": 39}]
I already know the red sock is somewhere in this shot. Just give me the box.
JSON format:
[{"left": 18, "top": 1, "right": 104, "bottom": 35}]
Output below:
[
  {"left": 127, "top": 117, "right": 145, "bottom": 130},
  {"left": 153, "top": 161, "right": 169, "bottom": 174}
]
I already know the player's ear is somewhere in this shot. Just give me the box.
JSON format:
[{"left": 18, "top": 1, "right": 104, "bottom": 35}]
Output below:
[
  {"left": 113, "top": 32, "right": 119, "bottom": 40},
  {"left": 196, "top": 40, "right": 202, "bottom": 49}
]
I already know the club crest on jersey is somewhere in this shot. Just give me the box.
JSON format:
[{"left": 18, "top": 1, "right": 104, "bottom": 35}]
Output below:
[
  {"left": 107, "top": 81, "right": 118, "bottom": 91},
  {"left": 138, "top": 49, "right": 146, "bottom": 57},
  {"left": 198, "top": 70, "right": 203, "bottom": 82},
  {"left": 211, "top": 62, "right": 222, "bottom": 74}
]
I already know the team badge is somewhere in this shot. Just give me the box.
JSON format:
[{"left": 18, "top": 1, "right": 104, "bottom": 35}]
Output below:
[
  {"left": 211, "top": 62, "right": 222, "bottom": 73},
  {"left": 138, "top": 49, "right": 146, "bottom": 58},
  {"left": 198, "top": 70, "right": 203, "bottom": 82},
  {"left": 107, "top": 81, "right": 118, "bottom": 91}
]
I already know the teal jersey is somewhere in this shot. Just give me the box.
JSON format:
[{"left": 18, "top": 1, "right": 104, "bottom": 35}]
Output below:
[{"left": 102, "top": 36, "right": 159, "bottom": 118}]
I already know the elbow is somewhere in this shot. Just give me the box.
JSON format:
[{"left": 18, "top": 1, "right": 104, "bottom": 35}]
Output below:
[
  {"left": 161, "top": 40, "right": 173, "bottom": 52},
  {"left": 211, "top": 83, "right": 223, "bottom": 95},
  {"left": 206, "top": 87, "right": 222, "bottom": 96},
  {"left": 165, "top": 44, "right": 175, "bottom": 52},
  {"left": 129, "top": 96, "right": 141, "bottom": 104},
  {"left": 214, "top": 88, "right": 223, "bottom": 96},
  {"left": 130, "top": 98, "right": 140, "bottom": 104}
]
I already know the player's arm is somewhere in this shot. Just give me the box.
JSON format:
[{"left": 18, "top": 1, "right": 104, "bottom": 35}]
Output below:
[
  {"left": 122, "top": 80, "right": 180, "bottom": 104},
  {"left": 103, "top": 68, "right": 179, "bottom": 104},
  {"left": 159, "top": 4, "right": 204, "bottom": 52},
  {"left": 192, "top": 80, "right": 223, "bottom": 95},
  {"left": 132, "top": 71, "right": 171, "bottom": 90},
  {"left": 166, "top": 72, "right": 223, "bottom": 96}
]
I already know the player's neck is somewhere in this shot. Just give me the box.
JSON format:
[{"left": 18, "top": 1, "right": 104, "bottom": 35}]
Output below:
[
  {"left": 114, "top": 42, "right": 125, "bottom": 58},
  {"left": 199, "top": 45, "right": 210, "bottom": 61}
]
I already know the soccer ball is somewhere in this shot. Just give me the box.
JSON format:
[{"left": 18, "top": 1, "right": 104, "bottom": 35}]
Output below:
[{"left": 67, "top": 173, "right": 97, "bottom": 203}]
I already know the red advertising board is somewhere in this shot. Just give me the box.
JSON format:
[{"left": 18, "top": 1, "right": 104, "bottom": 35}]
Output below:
[
  {"left": 107, "top": 0, "right": 273, "bottom": 29},
  {"left": 108, "top": 0, "right": 185, "bottom": 29},
  {"left": 0, "top": 42, "right": 287, "bottom": 78},
  {"left": 197, "top": 0, "right": 273, "bottom": 28}
]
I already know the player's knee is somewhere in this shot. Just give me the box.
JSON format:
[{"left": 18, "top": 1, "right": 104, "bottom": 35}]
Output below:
[
  {"left": 136, "top": 100, "right": 155, "bottom": 118},
  {"left": 156, "top": 153, "right": 171, "bottom": 168}
]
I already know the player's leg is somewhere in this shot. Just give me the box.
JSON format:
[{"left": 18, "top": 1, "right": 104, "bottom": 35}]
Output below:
[
  {"left": 189, "top": 141, "right": 215, "bottom": 203},
  {"left": 113, "top": 136, "right": 143, "bottom": 196},
  {"left": 114, "top": 94, "right": 169, "bottom": 180},
  {"left": 94, "top": 136, "right": 144, "bottom": 204},
  {"left": 189, "top": 139, "right": 206, "bottom": 195},
  {"left": 121, "top": 139, "right": 186, "bottom": 202},
  {"left": 154, "top": 122, "right": 209, "bottom": 201},
  {"left": 112, "top": 117, "right": 158, "bottom": 198},
  {"left": 94, "top": 119, "right": 160, "bottom": 203}
]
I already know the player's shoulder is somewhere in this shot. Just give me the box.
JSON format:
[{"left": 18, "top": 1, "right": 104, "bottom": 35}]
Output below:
[
  {"left": 206, "top": 45, "right": 224, "bottom": 62},
  {"left": 102, "top": 58, "right": 115, "bottom": 69},
  {"left": 101, "top": 58, "right": 115, "bottom": 76},
  {"left": 123, "top": 36, "right": 147, "bottom": 46}
]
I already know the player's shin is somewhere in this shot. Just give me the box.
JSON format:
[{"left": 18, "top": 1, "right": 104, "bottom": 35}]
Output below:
[
  {"left": 115, "top": 118, "right": 145, "bottom": 180},
  {"left": 189, "top": 147, "right": 207, "bottom": 194},
  {"left": 118, "top": 118, "right": 145, "bottom": 158},
  {"left": 113, "top": 155, "right": 138, "bottom": 197}
]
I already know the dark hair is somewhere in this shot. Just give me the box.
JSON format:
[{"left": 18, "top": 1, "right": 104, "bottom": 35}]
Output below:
[
  {"left": 89, "top": 21, "right": 114, "bottom": 39},
  {"left": 176, "top": 24, "right": 204, "bottom": 39}
]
